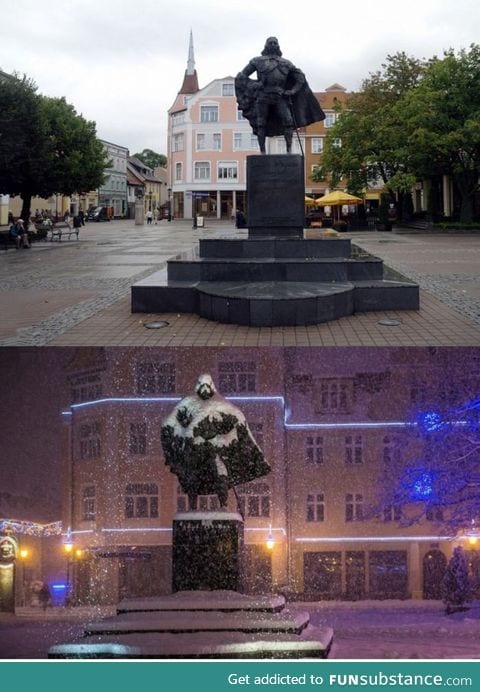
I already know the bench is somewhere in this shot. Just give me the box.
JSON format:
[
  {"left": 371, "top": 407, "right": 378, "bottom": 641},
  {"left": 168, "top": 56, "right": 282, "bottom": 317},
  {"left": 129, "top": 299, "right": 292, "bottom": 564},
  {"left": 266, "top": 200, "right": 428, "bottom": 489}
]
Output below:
[
  {"left": 47, "top": 222, "right": 80, "bottom": 242},
  {"left": 0, "top": 230, "right": 17, "bottom": 251}
]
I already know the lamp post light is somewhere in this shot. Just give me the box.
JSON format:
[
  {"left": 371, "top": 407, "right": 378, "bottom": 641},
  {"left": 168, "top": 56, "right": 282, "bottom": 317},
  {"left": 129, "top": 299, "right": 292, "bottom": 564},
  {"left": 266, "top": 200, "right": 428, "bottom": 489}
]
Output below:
[
  {"left": 266, "top": 525, "right": 275, "bottom": 551},
  {"left": 63, "top": 533, "right": 74, "bottom": 606},
  {"left": 19, "top": 548, "right": 29, "bottom": 606}
]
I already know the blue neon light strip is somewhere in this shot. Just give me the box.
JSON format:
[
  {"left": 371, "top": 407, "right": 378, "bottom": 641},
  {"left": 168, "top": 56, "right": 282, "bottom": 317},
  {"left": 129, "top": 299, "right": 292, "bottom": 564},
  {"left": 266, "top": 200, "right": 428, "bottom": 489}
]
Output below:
[{"left": 61, "top": 396, "right": 413, "bottom": 430}]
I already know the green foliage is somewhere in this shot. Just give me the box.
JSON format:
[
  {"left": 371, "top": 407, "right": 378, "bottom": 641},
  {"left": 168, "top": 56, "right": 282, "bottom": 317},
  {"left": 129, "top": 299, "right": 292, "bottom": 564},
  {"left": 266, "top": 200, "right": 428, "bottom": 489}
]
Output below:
[
  {"left": 133, "top": 148, "right": 167, "bottom": 169},
  {"left": 0, "top": 72, "right": 108, "bottom": 219},
  {"left": 401, "top": 44, "right": 480, "bottom": 222}
]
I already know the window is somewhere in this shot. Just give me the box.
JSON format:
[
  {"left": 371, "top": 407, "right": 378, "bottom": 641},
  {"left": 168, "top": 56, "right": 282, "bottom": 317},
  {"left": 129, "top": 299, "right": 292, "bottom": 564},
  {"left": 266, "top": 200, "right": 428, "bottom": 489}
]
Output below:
[
  {"left": 194, "top": 161, "right": 210, "bottom": 180},
  {"left": 196, "top": 133, "right": 205, "bottom": 150},
  {"left": 311, "top": 137, "right": 324, "bottom": 154},
  {"left": 346, "top": 493, "right": 364, "bottom": 522},
  {"left": 306, "top": 493, "right": 325, "bottom": 522},
  {"left": 200, "top": 105, "right": 218, "bottom": 122},
  {"left": 175, "top": 162, "right": 182, "bottom": 182},
  {"left": 306, "top": 436, "right": 324, "bottom": 465},
  {"left": 136, "top": 362, "right": 175, "bottom": 394},
  {"left": 345, "top": 435, "right": 363, "bottom": 464},
  {"left": 176, "top": 487, "right": 220, "bottom": 512},
  {"left": 218, "top": 361, "right": 256, "bottom": 393},
  {"left": 222, "top": 83, "right": 234, "bottom": 97},
  {"left": 383, "top": 505, "right": 402, "bottom": 522},
  {"left": 125, "top": 483, "right": 159, "bottom": 518},
  {"left": 70, "top": 374, "right": 102, "bottom": 404},
  {"left": 237, "top": 108, "right": 247, "bottom": 121},
  {"left": 171, "top": 112, "right": 185, "bottom": 126},
  {"left": 218, "top": 162, "right": 238, "bottom": 181},
  {"left": 383, "top": 436, "right": 401, "bottom": 464},
  {"left": 129, "top": 422, "right": 147, "bottom": 455},
  {"left": 317, "top": 379, "right": 351, "bottom": 412},
  {"left": 250, "top": 135, "right": 259, "bottom": 149},
  {"left": 234, "top": 132, "right": 243, "bottom": 149},
  {"left": 325, "top": 112, "right": 336, "bottom": 128},
  {"left": 237, "top": 482, "right": 270, "bottom": 518},
  {"left": 172, "top": 133, "right": 184, "bottom": 152},
  {"left": 79, "top": 421, "right": 101, "bottom": 460},
  {"left": 82, "top": 486, "right": 96, "bottom": 522},
  {"left": 213, "top": 133, "right": 222, "bottom": 150}
]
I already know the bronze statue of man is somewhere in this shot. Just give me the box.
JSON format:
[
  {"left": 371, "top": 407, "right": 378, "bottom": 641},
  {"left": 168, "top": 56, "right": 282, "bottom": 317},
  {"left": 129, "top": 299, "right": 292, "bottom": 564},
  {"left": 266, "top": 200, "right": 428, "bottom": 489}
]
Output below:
[
  {"left": 235, "top": 37, "right": 325, "bottom": 154},
  {"left": 161, "top": 374, "right": 270, "bottom": 511}
]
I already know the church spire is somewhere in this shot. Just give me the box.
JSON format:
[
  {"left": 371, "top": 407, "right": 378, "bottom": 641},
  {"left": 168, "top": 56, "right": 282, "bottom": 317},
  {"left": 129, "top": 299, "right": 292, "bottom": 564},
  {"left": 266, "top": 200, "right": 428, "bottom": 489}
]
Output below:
[{"left": 179, "top": 30, "right": 199, "bottom": 94}]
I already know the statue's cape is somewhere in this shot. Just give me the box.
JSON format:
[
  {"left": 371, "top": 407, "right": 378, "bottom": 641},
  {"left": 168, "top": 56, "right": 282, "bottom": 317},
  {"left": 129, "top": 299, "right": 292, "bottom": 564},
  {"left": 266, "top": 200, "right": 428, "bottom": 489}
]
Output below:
[
  {"left": 161, "top": 395, "right": 270, "bottom": 495},
  {"left": 235, "top": 67, "right": 325, "bottom": 137}
]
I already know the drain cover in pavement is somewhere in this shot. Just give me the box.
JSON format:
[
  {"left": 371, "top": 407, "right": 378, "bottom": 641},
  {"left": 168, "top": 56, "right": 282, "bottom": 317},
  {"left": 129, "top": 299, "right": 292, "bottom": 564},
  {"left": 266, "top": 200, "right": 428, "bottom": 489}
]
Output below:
[
  {"left": 144, "top": 321, "right": 170, "bottom": 329},
  {"left": 378, "top": 318, "right": 402, "bottom": 326}
]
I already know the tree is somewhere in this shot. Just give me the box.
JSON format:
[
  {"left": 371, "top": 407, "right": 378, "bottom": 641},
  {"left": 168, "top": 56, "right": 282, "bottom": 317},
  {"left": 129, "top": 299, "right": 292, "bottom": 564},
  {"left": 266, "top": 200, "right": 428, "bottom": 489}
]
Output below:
[
  {"left": 0, "top": 73, "right": 108, "bottom": 223},
  {"left": 378, "top": 396, "right": 480, "bottom": 535},
  {"left": 315, "top": 53, "right": 426, "bottom": 217},
  {"left": 133, "top": 148, "right": 167, "bottom": 169},
  {"left": 443, "top": 546, "right": 472, "bottom": 614},
  {"left": 402, "top": 45, "right": 480, "bottom": 222}
]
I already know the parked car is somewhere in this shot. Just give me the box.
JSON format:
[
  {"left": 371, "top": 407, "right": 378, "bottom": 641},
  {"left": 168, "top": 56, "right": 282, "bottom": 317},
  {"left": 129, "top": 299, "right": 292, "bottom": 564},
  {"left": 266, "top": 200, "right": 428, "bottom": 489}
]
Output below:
[{"left": 87, "top": 206, "right": 111, "bottom": 222}]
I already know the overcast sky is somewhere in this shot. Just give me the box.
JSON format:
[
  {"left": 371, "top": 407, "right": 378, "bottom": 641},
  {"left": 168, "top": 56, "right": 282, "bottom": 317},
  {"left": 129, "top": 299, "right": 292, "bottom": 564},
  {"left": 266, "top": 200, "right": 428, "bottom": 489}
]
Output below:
[{"left": 1, "top": 0, "right": 479, "bottom": 156}]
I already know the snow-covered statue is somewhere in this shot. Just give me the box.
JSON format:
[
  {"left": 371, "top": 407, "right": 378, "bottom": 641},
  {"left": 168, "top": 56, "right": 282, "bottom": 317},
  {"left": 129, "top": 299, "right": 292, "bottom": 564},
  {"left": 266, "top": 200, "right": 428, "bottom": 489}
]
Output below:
[{"left": 161, "top": 374, "right": 270, "bottom": 511}]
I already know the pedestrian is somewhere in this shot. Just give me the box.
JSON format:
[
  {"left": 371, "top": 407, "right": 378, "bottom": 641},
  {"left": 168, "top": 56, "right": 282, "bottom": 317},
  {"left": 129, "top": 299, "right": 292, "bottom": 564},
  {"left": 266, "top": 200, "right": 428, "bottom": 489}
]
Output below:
[
  {"left": 153, "top": 209, "right": 159, "bottom": 225},
  {"left": 78, "top": 210, "right": 85, "bottom": 226},
  {"left": 14, "top": 218, "right": 31, "bottom": 249},
  {"left": 38, "top": 582, "right": 51, "bottom": 611},
  {"left": 146, "top": 209, "right": 153, "bottom": 225}
]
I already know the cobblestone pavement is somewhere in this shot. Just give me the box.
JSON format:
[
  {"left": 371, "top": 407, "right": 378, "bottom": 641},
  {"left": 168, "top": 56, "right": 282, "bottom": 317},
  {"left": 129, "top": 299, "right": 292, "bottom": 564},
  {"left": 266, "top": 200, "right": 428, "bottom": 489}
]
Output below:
[
  {"left": 0, "top": 221, "right": 479, "bottom": 346},
  {"left": 351, "top": 231, "right": 480, "bottom": 325}
]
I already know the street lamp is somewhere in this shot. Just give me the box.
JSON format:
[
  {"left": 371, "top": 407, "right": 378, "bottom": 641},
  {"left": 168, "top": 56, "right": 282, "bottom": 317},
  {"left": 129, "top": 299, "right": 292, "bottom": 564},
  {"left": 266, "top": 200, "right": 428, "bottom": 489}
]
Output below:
[
  {"left": 19, "top": 548, "right": 29, "bottom": 606},
  {"left": 167, "top": 188, "right": 172, "bottom": 222},
  {"left": 266, "top": 525, "right": 275, "bottom": 551},
  {"left": 63, "top": 533, "right": 74, "bottom": 606}
]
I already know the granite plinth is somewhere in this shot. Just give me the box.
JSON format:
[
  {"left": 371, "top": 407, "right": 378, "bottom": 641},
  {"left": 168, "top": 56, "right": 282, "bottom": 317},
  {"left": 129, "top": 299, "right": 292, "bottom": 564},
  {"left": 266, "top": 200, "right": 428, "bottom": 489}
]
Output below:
[
  {"left": 172, "top": 513, "right": 243, "bottom": 592},
  {"left": 247, "top": 155, "right": 304, "bottom": 238}
]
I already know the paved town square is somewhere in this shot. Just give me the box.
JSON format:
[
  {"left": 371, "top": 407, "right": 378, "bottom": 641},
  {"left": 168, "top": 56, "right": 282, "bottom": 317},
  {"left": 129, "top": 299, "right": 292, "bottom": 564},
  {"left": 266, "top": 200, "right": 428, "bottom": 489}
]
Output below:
[{"left": 0, "top": 220, "right": 478, "bottom": 347}]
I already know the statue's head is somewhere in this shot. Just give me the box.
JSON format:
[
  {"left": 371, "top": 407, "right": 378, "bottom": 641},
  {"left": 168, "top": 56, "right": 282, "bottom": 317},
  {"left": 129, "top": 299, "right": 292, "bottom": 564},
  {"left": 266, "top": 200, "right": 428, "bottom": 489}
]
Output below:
[
  {"left": 195, "top": 374, "right": 216, "bottom": 400},
  {"left": 262, "top": 36, "right": 282, "bottom": 57}
]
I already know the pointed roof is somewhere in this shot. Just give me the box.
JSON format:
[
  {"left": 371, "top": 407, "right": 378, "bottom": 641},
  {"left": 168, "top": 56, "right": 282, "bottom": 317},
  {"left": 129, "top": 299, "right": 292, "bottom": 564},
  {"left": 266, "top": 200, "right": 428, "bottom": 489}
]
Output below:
[
  {"left": 179, "top": 30, "right": 199, "bottom": 94},
  {"left": 325, "top": 83, "right": 347, "bottom": 92}
]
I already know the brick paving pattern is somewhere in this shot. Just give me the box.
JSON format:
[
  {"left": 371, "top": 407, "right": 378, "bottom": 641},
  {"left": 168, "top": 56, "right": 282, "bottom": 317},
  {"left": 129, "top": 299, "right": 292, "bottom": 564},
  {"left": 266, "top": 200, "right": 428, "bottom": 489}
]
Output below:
[{"left": 0, "top": 219, "right": 478, "bottom": 347}]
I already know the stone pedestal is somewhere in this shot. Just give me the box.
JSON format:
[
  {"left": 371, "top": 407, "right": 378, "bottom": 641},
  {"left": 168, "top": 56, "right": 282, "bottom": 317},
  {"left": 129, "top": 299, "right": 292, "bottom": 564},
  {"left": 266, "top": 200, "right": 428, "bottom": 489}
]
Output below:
[
  {"left": 172, "top": 512, "right": 244, "bottom": 592},
  {"left": 247, "top": 154, "right": 304, "bottom": 237}
]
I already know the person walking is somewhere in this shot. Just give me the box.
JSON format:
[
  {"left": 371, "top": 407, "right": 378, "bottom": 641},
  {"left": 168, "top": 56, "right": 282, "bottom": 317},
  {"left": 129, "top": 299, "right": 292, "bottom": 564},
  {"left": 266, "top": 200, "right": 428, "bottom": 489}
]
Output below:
[{"left": 146, "top": 209, "right": 153, "bottom": 225}]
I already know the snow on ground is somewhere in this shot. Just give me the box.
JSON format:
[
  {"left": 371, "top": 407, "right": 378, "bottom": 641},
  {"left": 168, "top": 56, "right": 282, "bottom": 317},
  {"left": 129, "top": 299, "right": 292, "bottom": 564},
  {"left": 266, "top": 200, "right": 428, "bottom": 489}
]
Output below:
[{"left": 1, "top": 599, "right": 479, "bottom": 660}]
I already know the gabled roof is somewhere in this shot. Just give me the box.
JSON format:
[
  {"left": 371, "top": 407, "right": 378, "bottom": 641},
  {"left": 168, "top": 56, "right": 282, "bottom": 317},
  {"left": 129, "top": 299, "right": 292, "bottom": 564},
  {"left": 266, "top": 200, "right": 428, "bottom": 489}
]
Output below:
[{"left": 325, "top": 83, "right": 347, "bottom": 92}]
